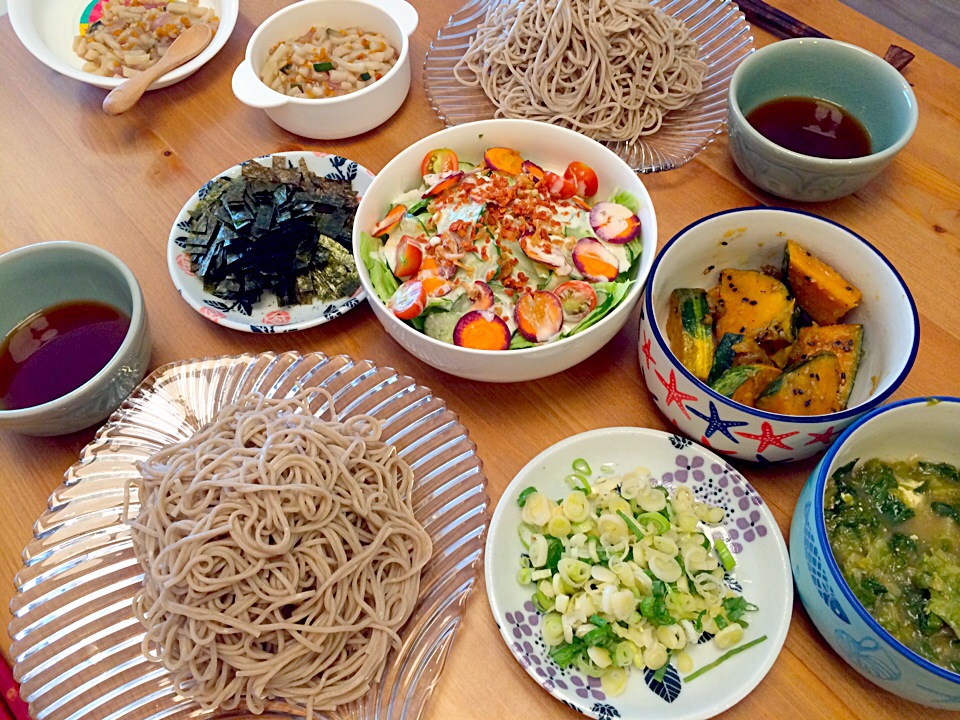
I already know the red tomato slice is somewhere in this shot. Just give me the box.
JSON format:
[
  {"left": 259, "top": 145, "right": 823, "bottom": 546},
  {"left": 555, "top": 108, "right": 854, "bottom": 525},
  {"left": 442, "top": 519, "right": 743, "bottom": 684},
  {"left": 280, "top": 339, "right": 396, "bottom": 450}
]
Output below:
[
  {"left": 371, "top": 204, "right": 405, "bottom": 237},
  {"left": 421, "top": 148, "right": 459, "bottom": 177},
  {"left": 394, "top": 236, "right": 423, "bottom": 278},
  {"left": 554, "top": 280, "right": 598, "bottom": 323},
  {"left": 564, "top": 161, "right": 599, "bottom": 198},
  {"left": 388, "top": 280, "right": 426, "bottom": 320},
  {"left": 542, "top": 171, "right": 577, "bottom": 200}
]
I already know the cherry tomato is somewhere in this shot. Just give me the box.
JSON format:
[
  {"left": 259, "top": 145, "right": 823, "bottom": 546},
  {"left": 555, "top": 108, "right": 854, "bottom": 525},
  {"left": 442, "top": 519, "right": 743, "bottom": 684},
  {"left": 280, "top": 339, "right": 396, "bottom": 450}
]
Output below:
[
  {"left": 421, "top": 148, "right": 459, "bottom": 177},
  {"left": 393, "top": 236, "right": 423, "bottom": 278},
  {"left": 564, "top": 161, "right": 599, "bottom": 198},
  {"left": 388, "top": 280, "right": 426, "bottom": 320},
  {"left": 554, "top": 280, "right": 598, "bottom": 323},
  {"left": 542, "top": 171, "right": 577, "bottom": 200}
]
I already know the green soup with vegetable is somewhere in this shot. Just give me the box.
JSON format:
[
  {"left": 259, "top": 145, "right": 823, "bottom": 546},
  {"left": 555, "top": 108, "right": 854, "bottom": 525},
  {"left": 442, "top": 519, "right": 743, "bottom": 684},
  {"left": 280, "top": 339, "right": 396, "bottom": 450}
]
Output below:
[{"left": 825, "top": 458, "right": 960, "bottom": 673}]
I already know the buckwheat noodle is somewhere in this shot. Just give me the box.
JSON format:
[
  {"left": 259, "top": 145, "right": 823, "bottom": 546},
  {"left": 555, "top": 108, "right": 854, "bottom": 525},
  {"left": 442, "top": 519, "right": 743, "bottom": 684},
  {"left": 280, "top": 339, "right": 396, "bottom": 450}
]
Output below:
[
  {"left": 454, "top": 0, "right": 708, "bottom": 141},
  {"left": 125, "top": 389, "right": 432, "bottom": 716}
]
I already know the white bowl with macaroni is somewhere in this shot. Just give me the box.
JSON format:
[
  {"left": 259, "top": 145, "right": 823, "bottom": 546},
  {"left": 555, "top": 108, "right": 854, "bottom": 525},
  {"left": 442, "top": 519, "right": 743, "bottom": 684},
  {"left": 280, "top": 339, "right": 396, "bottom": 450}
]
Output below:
[
  {"left": 9, "top": 0, "right": 238, "bottom": 91},
  {"left": 231, "top": 0, "right": 418, "bottom": 139}
]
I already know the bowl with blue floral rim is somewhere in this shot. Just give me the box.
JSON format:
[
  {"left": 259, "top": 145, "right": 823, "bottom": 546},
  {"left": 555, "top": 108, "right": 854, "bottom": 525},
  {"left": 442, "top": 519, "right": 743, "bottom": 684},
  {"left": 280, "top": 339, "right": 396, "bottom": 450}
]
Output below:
[
  {"left": 167, "top": 151, "right": 375, "bottom": 333},
  {"left": 485, "top": 427, "right": 792, "bottom": 719}
]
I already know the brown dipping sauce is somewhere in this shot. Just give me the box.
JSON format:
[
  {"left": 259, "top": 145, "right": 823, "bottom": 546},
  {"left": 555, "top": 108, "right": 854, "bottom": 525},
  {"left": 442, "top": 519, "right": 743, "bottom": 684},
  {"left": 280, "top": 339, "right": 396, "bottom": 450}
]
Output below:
[
  {"left": 0, "top": 300, "right": 130, "bottom": 411},
  {"left": 746, "top": 96, "right": 872, "bottom": 159}
]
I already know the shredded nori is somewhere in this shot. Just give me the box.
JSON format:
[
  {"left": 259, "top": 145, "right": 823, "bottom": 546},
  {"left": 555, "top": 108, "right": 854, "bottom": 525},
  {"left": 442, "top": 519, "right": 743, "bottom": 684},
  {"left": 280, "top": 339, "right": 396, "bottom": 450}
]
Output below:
[{"left": 182, "top": 156, "right": 359, "bottom": 314}]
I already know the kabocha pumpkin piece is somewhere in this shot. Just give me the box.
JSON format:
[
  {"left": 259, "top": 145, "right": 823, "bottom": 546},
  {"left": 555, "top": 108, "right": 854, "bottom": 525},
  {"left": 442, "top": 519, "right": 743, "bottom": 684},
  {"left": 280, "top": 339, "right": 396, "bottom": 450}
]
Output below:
[
  {"left": 667, "top": 288, "right": 715, "bottom": 381},
  {"left": 707, "top": 332, "right": 743, "bottom": 385},
  {"left": 783, "top": 239, "right": 862, "bottom": 325},
  {"left": 788, "top": 324, "right": 864, "bottom": 408},
  {"left": 714, "top": 269, "right": 797, "bottom": 350},
  {"left": 711, "top": 364, "right": 783, "bottom": 407},
  {"left": 756, "top": 352, "right": 843, "bottom": 415}
]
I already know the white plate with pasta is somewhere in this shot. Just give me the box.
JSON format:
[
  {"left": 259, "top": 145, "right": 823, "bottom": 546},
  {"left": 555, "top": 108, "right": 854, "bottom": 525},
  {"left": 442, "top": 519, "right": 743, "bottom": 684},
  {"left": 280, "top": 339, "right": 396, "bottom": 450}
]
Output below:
[
  {"left": 9, "top": 351, "right": 489, "bottom": 720},
  {"left": 485, "top": 427, "right": 791, "bottom": 720},
  {"left": 424, "top": 0, "right": 754, "bottom": 173}
]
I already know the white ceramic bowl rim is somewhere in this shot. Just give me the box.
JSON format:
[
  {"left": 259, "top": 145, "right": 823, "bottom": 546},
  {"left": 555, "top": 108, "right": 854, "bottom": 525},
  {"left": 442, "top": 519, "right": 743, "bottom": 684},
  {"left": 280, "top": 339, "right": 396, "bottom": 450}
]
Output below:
[
  {"left": 241, "top": 0, "right": 412, "bottom": 107},
  {"left": 644, "top": 205, "right": 920, "bottom": 423},
  {"left": 728, "top": 38, "right": 919, "bottom": 166},
  {"left": 809, "top": 395, "right": 960, "bottom": 684},
  {"left": 0, "top": 240, "right": 144, "bottom": 419},
  {"left": 360, "top": 118, "right": 654, "bottom": 357}
]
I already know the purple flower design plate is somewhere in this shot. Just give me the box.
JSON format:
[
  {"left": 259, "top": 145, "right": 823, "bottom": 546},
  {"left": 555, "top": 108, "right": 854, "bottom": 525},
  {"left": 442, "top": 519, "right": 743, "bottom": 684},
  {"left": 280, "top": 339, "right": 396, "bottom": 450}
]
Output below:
[{"left": 485, "top": 427, "right": 792, "bottom": 720}]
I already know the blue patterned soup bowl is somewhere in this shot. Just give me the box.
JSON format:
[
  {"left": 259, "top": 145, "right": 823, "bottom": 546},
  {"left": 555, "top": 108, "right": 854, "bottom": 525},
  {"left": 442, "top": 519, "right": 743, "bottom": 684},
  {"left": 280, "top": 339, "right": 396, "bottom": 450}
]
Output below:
[
  {"left": 792, "top": 397, "right": 960, "bottom": 708},
  {"left": 726, "top": 38, "right": 918, "bottom": 202},
  {"left": 638, "top": 207, "right": 918, "bottom": 463}
]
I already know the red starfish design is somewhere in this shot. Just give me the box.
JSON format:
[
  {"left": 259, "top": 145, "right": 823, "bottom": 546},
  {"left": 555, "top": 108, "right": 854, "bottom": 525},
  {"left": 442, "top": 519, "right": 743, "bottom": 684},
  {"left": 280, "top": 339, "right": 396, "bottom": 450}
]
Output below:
[
  {"left": 805, "top": 426, "right": 838, "bottom": 446},
  {"left": 641, "top": 334, "right": 656, "bottom": 369},
  {"left": 655, "top": 369, "right": 697, "bottom": 420},
  {"left": 735, "top": 421, "right": 799, "bottom": 453},
  {"left": 699, "top": 435, "right": 737, "bottom": 455}
]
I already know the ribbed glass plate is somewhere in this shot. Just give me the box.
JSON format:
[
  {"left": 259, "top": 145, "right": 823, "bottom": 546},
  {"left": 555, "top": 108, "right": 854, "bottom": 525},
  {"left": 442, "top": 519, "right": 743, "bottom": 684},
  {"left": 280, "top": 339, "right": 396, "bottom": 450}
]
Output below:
[
  {"left": 8, "top": 351, "right": 489, "bottom": 720},
  {"left": 424, "top": 0, "right": 755, "bottom": 173}
]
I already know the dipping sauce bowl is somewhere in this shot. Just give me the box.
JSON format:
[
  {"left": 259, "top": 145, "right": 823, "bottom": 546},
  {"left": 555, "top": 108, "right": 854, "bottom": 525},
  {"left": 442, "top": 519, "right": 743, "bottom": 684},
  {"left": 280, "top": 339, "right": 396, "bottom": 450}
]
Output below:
[{"left": 0, "top": 241, "right": 150, "bottom": 436}]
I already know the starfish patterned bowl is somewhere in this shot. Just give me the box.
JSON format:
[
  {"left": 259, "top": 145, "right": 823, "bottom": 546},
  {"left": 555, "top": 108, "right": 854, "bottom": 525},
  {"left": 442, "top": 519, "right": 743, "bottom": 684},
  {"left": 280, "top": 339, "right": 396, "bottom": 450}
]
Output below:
[
  {"left": 486, "top": 427, "right": 792, "bottom": 720},
  {"left": 639, "top": 207, "right": 919, "bottom": 463},
  {"left": 792, "top": 396, "right": 960, "bottom": 707}
]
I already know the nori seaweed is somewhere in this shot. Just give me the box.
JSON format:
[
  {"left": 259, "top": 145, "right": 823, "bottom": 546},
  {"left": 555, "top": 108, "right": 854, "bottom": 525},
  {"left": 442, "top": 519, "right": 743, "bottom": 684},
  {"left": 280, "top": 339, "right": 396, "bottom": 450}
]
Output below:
[{"left": 182, "top": 157, "right": 359, "bottom": 314}]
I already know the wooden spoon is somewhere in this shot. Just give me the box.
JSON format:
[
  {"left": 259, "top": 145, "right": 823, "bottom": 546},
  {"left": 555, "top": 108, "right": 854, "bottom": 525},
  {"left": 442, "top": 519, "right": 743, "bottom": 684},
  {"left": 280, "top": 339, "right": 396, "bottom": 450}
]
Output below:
[{"left": 102, "top": 24, "right": 214, "bottom": 115}]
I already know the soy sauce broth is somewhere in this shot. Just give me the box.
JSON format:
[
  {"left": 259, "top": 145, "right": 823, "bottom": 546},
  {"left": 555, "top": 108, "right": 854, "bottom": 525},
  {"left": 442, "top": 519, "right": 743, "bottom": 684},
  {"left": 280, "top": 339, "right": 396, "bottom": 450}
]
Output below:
[
  {"left": 746, "top": 96, "right": 872, "bottom": 159},
  {"left": 0, "top": 300, "right": 130, "bottom": 410}
]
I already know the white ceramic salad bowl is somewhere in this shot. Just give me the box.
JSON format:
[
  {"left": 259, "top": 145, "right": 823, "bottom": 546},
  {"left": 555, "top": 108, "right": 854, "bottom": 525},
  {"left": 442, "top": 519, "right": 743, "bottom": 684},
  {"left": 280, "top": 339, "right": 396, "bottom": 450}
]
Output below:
[
  {"left": 638, "top": 207, "right": 919, "bottom": 463},
  {"left": 486, "top": 427, "right": 792, "bottom": 719},
  {"left": 352, "top": 119, "right": 658, "bottom": 383}
]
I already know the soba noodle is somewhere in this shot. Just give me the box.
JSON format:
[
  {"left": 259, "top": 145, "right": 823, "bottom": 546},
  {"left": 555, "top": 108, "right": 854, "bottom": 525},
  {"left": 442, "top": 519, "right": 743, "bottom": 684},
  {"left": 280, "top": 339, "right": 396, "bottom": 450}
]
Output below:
[
  {"left": 125, "top": 389, "right": 432, "bottom": 716},
  {"left": 454, "top": 0, "right": 708, "bottom": 141}
]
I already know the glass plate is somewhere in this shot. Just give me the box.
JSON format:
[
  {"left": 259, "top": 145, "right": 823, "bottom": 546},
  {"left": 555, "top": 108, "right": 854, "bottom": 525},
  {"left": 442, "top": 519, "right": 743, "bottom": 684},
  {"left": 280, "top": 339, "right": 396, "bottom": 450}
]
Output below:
[
  {"left": 167, "top": 152, "right": 375, "bottom": 334},
  {"left": 486, "top": 428, "right": 792, "bottom": 719},
  {"left": 8, "top": 351, "right": 489, "bottom": 720},
  {"left": 424, "top": 0, "right": 755, "bottom": 173}
]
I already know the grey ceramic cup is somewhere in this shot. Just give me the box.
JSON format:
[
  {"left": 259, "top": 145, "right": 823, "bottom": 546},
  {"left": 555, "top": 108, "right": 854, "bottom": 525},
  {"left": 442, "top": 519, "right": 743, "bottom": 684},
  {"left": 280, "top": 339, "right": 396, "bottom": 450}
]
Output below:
[
  {"left": 0, "top": 241, "right": 150, "bottom": 436},
  {"left": 727, "top": 38, "right": 918, "bottom": 202}
]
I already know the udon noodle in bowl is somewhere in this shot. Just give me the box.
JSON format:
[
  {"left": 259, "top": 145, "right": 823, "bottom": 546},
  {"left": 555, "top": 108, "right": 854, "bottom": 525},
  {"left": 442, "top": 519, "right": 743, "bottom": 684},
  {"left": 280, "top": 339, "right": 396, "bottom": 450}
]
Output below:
[{"left": 125, "top": 388, "right": 432, "bottom": 716}]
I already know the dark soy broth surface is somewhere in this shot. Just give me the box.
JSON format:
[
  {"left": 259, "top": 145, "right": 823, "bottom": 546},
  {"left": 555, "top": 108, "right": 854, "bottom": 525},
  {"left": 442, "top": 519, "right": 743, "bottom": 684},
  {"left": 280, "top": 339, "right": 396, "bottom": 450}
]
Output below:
[
  {"left": 0, "top": 300, "right": 130, "bottom": 410},
  {"left": 746, "top": 96, "right": 872, "bottom": 159}
]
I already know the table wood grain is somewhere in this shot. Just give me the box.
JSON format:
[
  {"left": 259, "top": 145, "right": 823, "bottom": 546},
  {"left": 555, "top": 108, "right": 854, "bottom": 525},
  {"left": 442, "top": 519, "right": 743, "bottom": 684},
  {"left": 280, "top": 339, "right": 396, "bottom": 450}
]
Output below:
[{"left": 0, "top": 1, "right": 958, "bottom": 718}]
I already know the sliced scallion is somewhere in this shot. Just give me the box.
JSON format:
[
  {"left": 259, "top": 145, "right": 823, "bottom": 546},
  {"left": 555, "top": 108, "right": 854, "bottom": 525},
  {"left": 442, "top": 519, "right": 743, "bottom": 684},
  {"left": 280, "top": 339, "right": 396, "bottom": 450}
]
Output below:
[
  {"left": 684, "top": 635, "right": 768, "bottom": 682},
  {"left": 715, "top": 538, "right": 736, "bottom": 571},
  {"left": 313, "top": 61, "right": 334, "bottom": 72},
  {"left": 566, "top": 473, "right": 591, "bottom": 494},
  {"left": 637, "top": 511, "right": 671, "bottom": 534},
  {"left": 617, "top": 510, "right": 645, "bottom": 540},
  {"left": 572, "top": 458, "right": 592, "bottom": 475},
  {"left": 517, "top": 486, "right": 538, "bottom": 507},
  {"left": 359, "top": 72, "right": 371, "bottom": 81}
]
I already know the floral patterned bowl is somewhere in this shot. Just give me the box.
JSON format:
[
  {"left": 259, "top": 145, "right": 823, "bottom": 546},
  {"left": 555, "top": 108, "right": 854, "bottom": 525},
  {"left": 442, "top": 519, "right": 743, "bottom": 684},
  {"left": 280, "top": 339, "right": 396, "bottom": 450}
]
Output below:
[
  {"left": 792, "top": 396, "right": 960, "bottom": 708},
  {"left": 167, "top": 151, "right": 375, "bottom": 333},
  {"left": 486, "top": 427, "right": 792, "bottom": 720},
  {"left": 638, "top": 207, "right": 919, "bottom": 463}
]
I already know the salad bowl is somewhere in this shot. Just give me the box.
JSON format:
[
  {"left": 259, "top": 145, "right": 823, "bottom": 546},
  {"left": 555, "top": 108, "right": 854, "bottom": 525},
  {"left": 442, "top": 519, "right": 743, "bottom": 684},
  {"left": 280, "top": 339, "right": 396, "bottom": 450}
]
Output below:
[{"left": 353, "top": 119, "right": 657, "bottom": 382}]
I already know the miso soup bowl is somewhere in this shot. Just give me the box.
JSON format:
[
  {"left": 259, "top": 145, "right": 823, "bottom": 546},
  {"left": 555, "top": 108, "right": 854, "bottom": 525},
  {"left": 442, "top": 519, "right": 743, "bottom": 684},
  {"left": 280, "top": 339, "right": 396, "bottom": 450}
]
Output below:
[
  {"left": 0, "top": 242, "right": 150, "bottom": 436},
  {"left": 638, "top": 207, "right": 918, "bottom": 463},
  {"left": 791, "top": 396, "right": 960, "bottom": 707},
  {"left": 231, "top": 0, "right": 418, "bottom": 139},
  {"left": 727, "top": 38, "right": 918, "bottom": 202}
]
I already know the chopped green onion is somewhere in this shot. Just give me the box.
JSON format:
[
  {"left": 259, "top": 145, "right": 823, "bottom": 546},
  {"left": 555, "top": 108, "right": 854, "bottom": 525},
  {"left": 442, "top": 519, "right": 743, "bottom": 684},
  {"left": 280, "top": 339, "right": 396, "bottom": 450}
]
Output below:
[
  {"left": 684, "top": 635, "right": 768, "bottom": 682},
  {"left": 572, "top": 458, "right": 592, "bottom": 475},
  {"left": 519, "top": 555, "right": 531, "bottom": 569},
  {"left": 549, "top": 639, "right": 584, "bottom": 668},
  {"left": 359, "top": 72, "right": 371, "bottom": 81},
  {"left": 566, "top": 473, "right": 591, "bottom": 494},
  {"left": 715, "top": 538, "right": 736, "bottom": 571},
  {"left": 313, "top": 61, "right": 334, "bottom": 72},
  {"left": 517, "top": 568, "right": 532, "bottom": 584},
  {"left": 715, "top": 614, "right": 728, "bottom": 630},
  {"left": 617, "top": 510, "right": 645, "bottom": 540},
  {"left": 652, "top": 662, "right": 670, "bottom": 683},
  {"left": 531, "top": 568, "right": 552, "bottom": 581},
  {"left": 517, "top": 486, "right": 538, "bottom": 507},
  {"left": 637, "top": 512, "right": 671, "bottom": 534}
]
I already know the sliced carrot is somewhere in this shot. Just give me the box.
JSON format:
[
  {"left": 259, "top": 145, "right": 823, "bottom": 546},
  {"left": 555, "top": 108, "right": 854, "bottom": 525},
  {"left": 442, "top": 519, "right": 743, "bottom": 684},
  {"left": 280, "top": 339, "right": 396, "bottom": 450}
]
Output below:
[
  {"left": 371, "top": 204, "right": 405, "bottom": 237},
  {"left": 422, "top": 172, "right": 464, "bottom": 198},
  {"left": 521, "top": 159, "right": 545, "bottom": 182},
  {"left": 515, "top": 290, "right": 563, "bottom": 342},
  {"left": 484, "top": 147, "right": 524, "bottom": 175},
  {"left": 571, "top": 237, "right": 619, "bottom": 282},
  {"left": 453, "top": 310, "right": 511, "bottom": 350}
]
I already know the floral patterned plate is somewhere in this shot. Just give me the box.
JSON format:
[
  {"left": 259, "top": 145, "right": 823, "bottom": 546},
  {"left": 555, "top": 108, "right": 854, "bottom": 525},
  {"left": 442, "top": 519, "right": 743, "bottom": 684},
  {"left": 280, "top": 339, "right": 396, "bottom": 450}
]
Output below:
[
  {"left": 485, "top": 427, "right": 791, "bottom": 720},
  {"left": 167, "top": 151, "right": 375, "bottom": 333}
]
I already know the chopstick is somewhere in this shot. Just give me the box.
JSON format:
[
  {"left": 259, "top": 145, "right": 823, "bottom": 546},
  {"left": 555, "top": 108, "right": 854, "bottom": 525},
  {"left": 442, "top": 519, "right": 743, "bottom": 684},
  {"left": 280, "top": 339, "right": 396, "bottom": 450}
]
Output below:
[{"left": 737, "top": 0, "right": 915, "bottom": 71}]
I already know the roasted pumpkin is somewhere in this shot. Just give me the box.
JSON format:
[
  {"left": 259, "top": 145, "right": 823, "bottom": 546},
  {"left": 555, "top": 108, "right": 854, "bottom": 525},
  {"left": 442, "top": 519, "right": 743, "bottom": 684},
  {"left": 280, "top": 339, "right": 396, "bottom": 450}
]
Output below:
[
  {"left": 707, "top": 332, "right": 743, "bottom": 385},
  {"left": 783, "top": 239, "right": 862, "bottom": 325},
  {"left": 787, "top": 324, "right": 863, "bottom": 408},
  {"left": 714, "top": 269, "right": 797, "bottom": 350},
  {"left": 755, "top": 352, "right": 843, "bottom": 415},
  {"left": 667, "top": 288, "right": 715, "bottom": 381},
  {"left": 711, "top": 364, "right": 783, "bottom": 407}
]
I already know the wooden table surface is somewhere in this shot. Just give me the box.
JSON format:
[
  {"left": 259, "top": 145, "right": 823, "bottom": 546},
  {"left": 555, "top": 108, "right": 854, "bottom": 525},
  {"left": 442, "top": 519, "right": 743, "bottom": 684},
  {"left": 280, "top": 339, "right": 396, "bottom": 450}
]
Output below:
[{"left": 1, "top": 1, "right": 959, "bottom": 718}]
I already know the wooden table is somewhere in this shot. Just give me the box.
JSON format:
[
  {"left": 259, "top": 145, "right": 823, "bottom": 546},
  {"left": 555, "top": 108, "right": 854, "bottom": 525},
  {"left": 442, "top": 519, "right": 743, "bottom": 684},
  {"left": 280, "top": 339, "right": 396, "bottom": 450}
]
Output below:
[{"left": 1, "top": 1, "right": 958, "bottom": 718}]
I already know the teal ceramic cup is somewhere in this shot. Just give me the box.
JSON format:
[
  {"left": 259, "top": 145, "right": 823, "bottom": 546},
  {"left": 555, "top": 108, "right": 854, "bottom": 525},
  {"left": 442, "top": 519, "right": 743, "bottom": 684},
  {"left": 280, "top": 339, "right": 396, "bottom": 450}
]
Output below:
[
  {"left": 0, "top": 241, "right": 150, "bottom": 436},
  {"left": 727, "top": 38, "right": 918, "bottom": 202}
]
